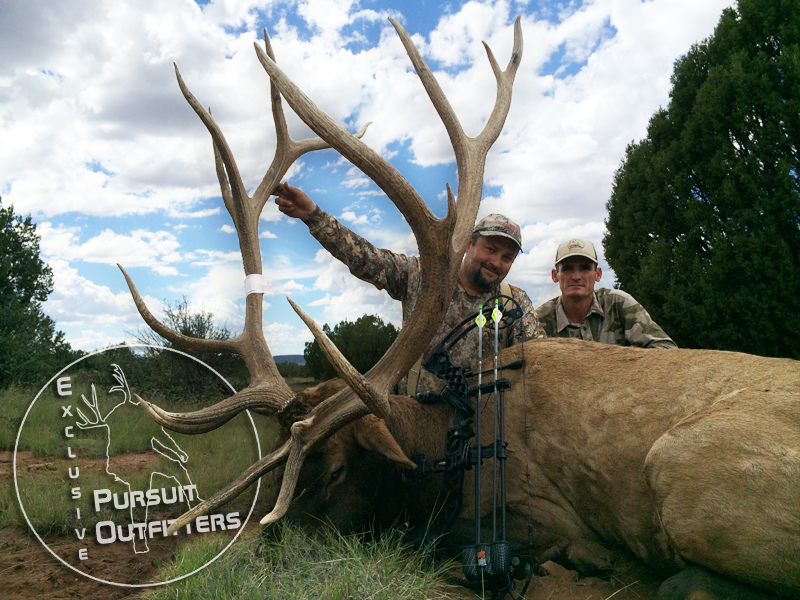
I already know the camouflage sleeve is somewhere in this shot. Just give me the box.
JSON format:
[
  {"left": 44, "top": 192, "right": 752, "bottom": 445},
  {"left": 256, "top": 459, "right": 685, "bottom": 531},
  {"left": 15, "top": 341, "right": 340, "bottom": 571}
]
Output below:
[
  {"left": 615, "top": 292, "right": 677, "bottom": 349},
  {"left": 510, "top": 286, "right": 546, "bottom": 343},
  {"left": 305, "top": 207, "right": 416, "bottom": 301}
]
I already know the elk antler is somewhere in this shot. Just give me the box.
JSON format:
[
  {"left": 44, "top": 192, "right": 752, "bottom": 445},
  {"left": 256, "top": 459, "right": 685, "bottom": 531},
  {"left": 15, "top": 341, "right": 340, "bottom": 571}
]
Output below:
[
  {"left": 120, "top": 29, "right": 369, "bottom": 426},
  {"left": 126, "top": 19, "right": 523, "bottom": 535},
  {"left": 258, "top": 16, "right": 524, "bottom": 525}
]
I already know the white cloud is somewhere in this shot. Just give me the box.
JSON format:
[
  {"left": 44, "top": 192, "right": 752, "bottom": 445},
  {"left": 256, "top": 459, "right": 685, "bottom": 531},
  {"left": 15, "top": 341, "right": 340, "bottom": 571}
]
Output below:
[
  {"left": 220, "top": 224, "right": 236, "bottom": 233},
  {"left": 309, "top": 252, "right": 401, "bottom": 326},
  {"left": 184, "top": 262, "right": 247, "bottom": 331},
  {"left": 43, "top": 260, "right": 163, "bottom": 350},
  {"left": 186, "top": 249, "right": 242, "bottom": 266},
  {"left": 39, "top": 222, "right": 182, "bottom": 275},
  {"left": 263, "top": 320, "right": 314, "bottom": 355},
  {"left": 2, "top": 0, "right": 735, "bottom": 355},
  {"left": 280, "top": 280, "right": 305, "bottom": 291},
  {"left": 339, "top": 210, "right": 368, "bottom": 225}
]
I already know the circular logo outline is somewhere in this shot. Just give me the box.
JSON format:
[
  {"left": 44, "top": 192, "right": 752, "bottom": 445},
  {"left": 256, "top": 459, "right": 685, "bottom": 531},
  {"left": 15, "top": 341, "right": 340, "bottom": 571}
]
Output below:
[{"left": 13, "top": 343, "right": 262, "bottom": 588}]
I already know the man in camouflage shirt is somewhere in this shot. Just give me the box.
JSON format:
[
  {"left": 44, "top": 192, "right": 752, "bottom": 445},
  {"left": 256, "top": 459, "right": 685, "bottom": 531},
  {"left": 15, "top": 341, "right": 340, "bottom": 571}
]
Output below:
[
  {"left": 536, "top": 238, "right": 676, "bottom": 349},
  {"left": 273, "top": 182, "right": 545, "bottom": 395}
]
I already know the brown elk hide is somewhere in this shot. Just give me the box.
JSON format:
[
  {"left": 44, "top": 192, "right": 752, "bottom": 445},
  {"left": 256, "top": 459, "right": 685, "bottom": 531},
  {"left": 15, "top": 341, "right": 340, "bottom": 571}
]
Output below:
[{"left": 301, "top": 338, "right": 799, "bottom": 597}]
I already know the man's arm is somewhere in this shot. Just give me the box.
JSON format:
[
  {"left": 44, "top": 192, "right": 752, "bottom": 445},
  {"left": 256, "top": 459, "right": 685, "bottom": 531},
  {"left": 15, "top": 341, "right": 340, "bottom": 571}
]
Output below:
[
  {"left": 510, "top": 286, "right": 546, "bottom": 343},
  {"left": 613, "top": 290, "right": 677, "bottom": 349},
  {"left": 274, "top": 182, "right": 416, "bottom": 301}
]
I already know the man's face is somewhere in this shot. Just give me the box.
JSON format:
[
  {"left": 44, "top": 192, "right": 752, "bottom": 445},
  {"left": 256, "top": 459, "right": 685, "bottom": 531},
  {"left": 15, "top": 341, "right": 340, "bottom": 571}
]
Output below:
[
  {"left": 462, "top": 235, "right": 519, "bottom": 292},
  {"left": 552, "top": 256, "right": 602, "bottom": 301}
]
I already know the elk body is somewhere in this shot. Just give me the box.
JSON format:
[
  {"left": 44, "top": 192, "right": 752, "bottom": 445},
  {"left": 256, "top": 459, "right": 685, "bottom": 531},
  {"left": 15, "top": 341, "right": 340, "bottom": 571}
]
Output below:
[
  {"left": 279, "top": 340, "right": 800, "bottom": 599},
  {"left": 121, "top": 15, "right": 799, "bottom": 600}
]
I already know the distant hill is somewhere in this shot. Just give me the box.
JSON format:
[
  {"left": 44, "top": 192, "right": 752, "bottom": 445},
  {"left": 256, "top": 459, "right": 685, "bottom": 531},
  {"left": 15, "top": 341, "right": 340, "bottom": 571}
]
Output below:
[{"left": 274, "top": 354, "right": 305, "bottom": 365}]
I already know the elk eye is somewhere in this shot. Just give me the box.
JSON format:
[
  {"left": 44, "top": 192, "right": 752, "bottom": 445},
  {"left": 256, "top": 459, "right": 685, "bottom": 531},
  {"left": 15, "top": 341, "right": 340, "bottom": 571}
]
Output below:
[{"left": 328, "top": 466, "right": 344, "bottom": 485}]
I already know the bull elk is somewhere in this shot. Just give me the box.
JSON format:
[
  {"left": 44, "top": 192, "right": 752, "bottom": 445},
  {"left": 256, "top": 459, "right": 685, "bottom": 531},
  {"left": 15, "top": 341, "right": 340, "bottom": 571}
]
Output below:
[{"left": 120, "top": 17, "right": 800, "bottom": 600}]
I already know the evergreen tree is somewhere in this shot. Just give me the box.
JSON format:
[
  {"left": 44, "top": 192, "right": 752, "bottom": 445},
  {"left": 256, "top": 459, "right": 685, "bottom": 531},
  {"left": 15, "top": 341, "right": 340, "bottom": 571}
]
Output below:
[
  {"left": 0, "top": 198, "right": 80, "bottom": 386},
  {"left": 131, "top": 297, "right": 248, "bottom": 400},
  {"left": 304, "top": 314, "right": 399, "bottom": 381},
  {"left": 604, "top": 0, "right": 800, "bottom": 358}
]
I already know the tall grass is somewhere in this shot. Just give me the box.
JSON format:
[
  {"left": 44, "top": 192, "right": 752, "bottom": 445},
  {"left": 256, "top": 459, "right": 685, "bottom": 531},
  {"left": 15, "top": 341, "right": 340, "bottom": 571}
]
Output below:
[
  {"left": 3, "top": 384, "right": 280, "bottom": 536},
  {"left": 0, "top": 385, "right": 41, "bottom": 451},
  {"left": 145, "top": 522, "right": 459, "bottom": 600}
]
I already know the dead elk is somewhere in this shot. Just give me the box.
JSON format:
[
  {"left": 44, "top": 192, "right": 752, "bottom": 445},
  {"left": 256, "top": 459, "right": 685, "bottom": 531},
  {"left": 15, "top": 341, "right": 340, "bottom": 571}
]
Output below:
[{"left": 278, "top": 339, "right": 800, "bottom": 599}]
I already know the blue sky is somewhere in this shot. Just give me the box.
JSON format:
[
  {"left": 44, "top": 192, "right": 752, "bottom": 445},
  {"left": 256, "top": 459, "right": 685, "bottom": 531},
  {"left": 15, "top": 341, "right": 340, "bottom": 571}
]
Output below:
[{"left": 0, "top": 0, "right": 734, "bottom": 355}]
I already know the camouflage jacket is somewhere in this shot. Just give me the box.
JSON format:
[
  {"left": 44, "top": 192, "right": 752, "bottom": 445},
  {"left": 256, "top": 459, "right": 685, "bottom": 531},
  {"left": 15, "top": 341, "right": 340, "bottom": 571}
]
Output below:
[
  {"left": 535, "top": 288, "right": 677, "bottom": 349},
  {"left": 305, "top": 207, "right": 545, "bottom": 394}
]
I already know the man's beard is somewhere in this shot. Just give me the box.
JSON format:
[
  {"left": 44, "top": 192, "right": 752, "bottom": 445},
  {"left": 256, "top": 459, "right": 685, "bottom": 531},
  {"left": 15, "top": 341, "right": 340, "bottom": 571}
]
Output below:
[{"left": 471, "top": 263, "right": 500, "bottom": 292}]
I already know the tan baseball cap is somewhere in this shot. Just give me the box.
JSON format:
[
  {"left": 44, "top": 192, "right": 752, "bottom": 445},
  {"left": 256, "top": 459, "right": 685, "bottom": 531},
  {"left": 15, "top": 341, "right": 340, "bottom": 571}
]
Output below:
[
  {"left": 473, "top": 214, "right": 522, "bottom": 250},
  {"left": 555, "top": 238, "right": 597, "bottom": 264}
]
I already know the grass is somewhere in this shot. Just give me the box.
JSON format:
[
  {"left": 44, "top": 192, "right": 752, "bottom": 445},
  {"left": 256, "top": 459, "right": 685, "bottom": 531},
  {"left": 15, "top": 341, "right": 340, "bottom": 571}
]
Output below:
[
  {"left": 143, "top": 522, "right": 458, "bottom": 600},
  {"left": 3, "top": 383, "right": 280, "bottom": 536}
]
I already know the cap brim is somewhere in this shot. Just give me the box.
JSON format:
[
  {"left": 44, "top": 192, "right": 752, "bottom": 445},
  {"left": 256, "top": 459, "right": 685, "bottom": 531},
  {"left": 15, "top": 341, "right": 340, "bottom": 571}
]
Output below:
[
  {"left": 476, "top": 230, "right": 522, "bottom": 250},
  {"left": 555, "top": 250, "right": 597, "bottom": 263}
]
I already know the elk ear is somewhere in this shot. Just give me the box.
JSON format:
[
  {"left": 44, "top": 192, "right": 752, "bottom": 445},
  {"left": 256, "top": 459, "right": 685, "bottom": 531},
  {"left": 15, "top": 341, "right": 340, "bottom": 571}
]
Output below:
[{"left": 354, "top": 415, "right": 416, "bottom": 470}]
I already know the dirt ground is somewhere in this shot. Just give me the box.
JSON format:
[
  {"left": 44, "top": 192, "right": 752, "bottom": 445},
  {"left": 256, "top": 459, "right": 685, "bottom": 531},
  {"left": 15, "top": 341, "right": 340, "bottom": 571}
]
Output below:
[
  {"left": 4, "top": 451, "right": 173, "bottom": 599},
  {"left": 4, "top": 450, "right": 665, "bottom": 599}
]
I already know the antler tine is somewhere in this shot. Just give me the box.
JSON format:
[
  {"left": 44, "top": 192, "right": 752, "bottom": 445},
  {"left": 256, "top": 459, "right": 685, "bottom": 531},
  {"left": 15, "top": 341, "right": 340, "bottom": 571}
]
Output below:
[
  {"left": 476, "top": 16, "right": 523, "bottom": 150},
  {"left": 134, "top": 390, "right": 289, "bottom": 434},
  {"left": 174, "top": 64, "right": 252, "bottom": 243},
  {"left": 287, "top": 298, "right": 389, "bottom": 419},
  {"left": 251, "top": 28, "right": 370, "bottom": 213},
  {"left": 260, "top": 432, "right": 308, "bottom": 524},
  {"left": 388, "top": 18, "right": 466, "bottom": 158},
  {"left": 165, "top": 438, "right": 292, "bottom": 535},
  {"left": 119, "top": 265, "right": 240, "bottom": 355}
]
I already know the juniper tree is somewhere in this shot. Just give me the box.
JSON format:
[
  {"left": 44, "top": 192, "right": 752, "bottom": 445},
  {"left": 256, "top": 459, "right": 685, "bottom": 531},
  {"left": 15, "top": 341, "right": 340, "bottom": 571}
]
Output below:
[{"left": 604, "top": 0, "right": 800, "bottom": 358}]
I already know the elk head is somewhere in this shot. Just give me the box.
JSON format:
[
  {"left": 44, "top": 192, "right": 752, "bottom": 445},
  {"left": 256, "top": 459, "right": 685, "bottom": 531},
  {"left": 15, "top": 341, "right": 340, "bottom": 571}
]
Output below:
[{"left": 120, "top": 17, "right": 523, "bottom": 535}]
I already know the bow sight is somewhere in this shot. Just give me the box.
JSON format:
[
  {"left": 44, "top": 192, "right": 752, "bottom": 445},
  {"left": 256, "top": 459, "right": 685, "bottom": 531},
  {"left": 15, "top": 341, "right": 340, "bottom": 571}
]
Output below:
[{"left": 404, "top": 293, "right": 533, "bottom": 600}]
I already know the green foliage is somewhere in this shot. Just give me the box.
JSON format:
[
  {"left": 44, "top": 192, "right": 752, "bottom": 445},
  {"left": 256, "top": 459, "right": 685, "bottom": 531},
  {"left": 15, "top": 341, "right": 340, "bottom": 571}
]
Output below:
[
  {"left": 128, "top": 297, "right": 250, "bottom": 401},
  {"left": 145, "top": 523, "right": 455, "bottom": 600},
  {"left": 304, "top": 314, "right": 399, "bottom": 381},
  {"left": 0, "top": 198, "right": 80, "bottom": 387},
  {"left": 276, "top": 361, "right": 307, "bottom": 378},
  {"left": 604, "top": 0, "right": 800, "bottom": 357}
]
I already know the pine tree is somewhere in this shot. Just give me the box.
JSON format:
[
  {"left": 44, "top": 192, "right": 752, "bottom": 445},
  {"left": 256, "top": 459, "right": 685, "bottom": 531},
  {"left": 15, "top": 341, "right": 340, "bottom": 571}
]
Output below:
[
  {"left": 0, "top": 198, "right": 79, "bottom": 386},
  {"left": 303, "top": 314, "right": 398, "bottom": 380}
]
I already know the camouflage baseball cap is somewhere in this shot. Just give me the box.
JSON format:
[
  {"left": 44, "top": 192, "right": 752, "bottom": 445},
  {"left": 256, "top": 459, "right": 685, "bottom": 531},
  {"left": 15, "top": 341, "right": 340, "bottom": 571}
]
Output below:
[
  {"left": 555, "top": 238, "right": 597, "bottom": 264},
  {"left": 472, "top": 214, "right": 522, "bottom": 250}
]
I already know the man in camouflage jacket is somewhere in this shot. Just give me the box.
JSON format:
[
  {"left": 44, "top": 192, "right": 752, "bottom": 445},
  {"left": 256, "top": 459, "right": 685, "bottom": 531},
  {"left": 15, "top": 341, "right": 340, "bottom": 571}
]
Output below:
[
  {"left": 273, "top": 182, "right": 545, "bottom": 395},
  {"left": 536, "top": 238, "right": 676, "bottom": 349}
]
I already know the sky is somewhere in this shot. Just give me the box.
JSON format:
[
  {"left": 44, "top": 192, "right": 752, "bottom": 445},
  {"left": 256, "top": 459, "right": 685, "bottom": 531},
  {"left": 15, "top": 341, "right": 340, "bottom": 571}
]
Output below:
[{"left": 1, "top": 0, "right": 735, "bottom": 356}]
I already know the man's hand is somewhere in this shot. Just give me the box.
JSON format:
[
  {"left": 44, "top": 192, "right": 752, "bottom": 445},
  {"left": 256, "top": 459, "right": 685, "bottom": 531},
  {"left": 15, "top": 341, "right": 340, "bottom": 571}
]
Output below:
[{"left": 273, "top": 182, "right": 316, "bottom": 221}]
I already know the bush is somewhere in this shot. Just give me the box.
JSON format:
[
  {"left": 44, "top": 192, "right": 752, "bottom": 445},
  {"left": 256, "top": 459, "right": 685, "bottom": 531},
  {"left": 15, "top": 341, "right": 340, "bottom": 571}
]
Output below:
[{"left": 304, "top": 314, "right": 398, "bottom": 381}]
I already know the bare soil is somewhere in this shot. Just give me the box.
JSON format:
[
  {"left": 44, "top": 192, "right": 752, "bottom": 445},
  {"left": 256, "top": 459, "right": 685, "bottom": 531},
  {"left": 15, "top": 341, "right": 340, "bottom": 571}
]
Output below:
[
  {"left": 0, "top": 527, "right": 172, "bottom": 600},
  {"left": 439, "top": 551, "right": 663, "bottom": 600},
  {"left": 2, "top": 449, "right": 163, "bottom": 479},
  {"left": 4, "top": 450, "right": 177, "bottom": 599}
]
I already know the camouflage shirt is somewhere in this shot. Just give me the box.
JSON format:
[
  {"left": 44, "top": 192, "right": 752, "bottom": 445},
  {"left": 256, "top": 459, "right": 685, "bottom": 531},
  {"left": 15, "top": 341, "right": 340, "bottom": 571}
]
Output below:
[
  {"left": 535, "top": 288, "right": 677, "bottom": 349},
  {"left": 305, "top": 207, "right": 545, "bottom": 394}
]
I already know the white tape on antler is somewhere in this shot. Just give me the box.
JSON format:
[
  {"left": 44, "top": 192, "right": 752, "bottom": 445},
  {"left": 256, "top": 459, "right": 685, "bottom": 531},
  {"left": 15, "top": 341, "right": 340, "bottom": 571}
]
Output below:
[{"left": 245, "top": 274, "right": 272, "bottom": 296}]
